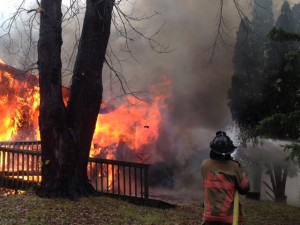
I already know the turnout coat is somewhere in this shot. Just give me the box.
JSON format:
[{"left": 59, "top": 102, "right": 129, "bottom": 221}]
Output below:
[{"left": 201, "top": 159, "right": 250, "bottom": 224}]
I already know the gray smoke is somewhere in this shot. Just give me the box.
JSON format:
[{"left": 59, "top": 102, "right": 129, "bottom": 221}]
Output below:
[
  {"left": 109, "top": 0, "right": 246, "bottom": 190},
  {"left": 104, "top": 0, "right": 242, "bottom": 131},
  {"left": 0, "top": 0, "right": 252, "bottom": 132}
]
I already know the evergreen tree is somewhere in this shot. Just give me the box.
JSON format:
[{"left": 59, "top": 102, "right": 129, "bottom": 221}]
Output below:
[
  {"left": 228, "top": 0, "right": 274, "bottom": 130},
  {"left": 263, "top": 1, "right": 299, "bottom": 126},
  {"left": 292, "top": 3, "right": 300, "bottom": 33},
  {"left": 251, "top": 0, "right": 274, "bottom": 78},
  {"left": 229, "top": 0, "right": 300, "bottom": 202},
  {"left": 252, "top": 0, "right": 274, "bottom": 37},
  {"left": 259, "top": 2, "right": 300, "bottom": 165},
  {"left": 228, "top": 17, "right": 264, "bottom": 129}
]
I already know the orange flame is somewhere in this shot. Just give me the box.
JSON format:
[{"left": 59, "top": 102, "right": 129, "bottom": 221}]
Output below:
[
  {"left": 91, "top": 77, "right": 171, "bottom": 163},
  {"left": 0, "top": 64, "right": 171, "bottom": 165},
  {"left": 0, "top": 67, "right": 40, "bottom": 141}
]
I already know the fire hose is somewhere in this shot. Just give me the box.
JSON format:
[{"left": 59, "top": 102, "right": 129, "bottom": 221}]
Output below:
[{"left": 232, "top": 191, "right": 239, "bottom": 225}]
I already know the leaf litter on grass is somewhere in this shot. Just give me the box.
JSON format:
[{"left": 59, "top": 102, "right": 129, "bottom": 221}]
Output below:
[{"left": 0, "top": 192, "right": 299, "bottom": 225}]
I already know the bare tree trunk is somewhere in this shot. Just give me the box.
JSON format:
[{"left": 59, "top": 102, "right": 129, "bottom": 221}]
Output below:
[
  {"left": 37, "top": 0, "right": 115, "bottom": 199},
  {"left": 67, "top": 0, "right": 115, "bottom": 195},
  {"left": 38, "top": 0, "right": 69, "bottom": 197},
  {"left": 267, "top": 162, "right": 288, "bottom": 203}
]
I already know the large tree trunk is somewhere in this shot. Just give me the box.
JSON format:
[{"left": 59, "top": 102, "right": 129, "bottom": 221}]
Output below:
[
  {"left": 67, "top": 0, "right": 115, "bottom": 196},
  {"left": 37, "top": 0, "right": 115, "bottom": 199}
]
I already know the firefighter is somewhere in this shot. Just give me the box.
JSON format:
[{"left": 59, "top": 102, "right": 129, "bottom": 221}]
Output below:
[{"left": 201, "top": 131, "right": 250, "bottom": 225}]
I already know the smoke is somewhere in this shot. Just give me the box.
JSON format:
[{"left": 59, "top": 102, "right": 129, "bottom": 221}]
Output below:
[
  {"left": 112, "top": 0, "right": 238, "bottom": 131},
  {"left": 104, "top": 0, "right": 247, "bottom": 190},
  {"left": 0, "top": 1, "right": 39, "bottom": 69},
  {"left": 105, "top": 0, "right": 244, "bottom": 137}
]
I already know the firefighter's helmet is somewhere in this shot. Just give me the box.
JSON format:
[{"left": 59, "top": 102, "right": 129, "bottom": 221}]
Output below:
[{"left": 209, "top": 131, "right": 236, "bottom": 156}]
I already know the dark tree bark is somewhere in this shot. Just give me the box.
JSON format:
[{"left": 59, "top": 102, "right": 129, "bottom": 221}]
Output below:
[{"left": 37, "top": 0, "right": 115, "bottom": 199}]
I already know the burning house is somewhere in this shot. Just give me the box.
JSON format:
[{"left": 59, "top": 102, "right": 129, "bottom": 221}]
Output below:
[
  {"left": 0, "top": 60, "right": 171, "bottom": 164},
  {"left": 0, "top": 61, "right": 178, "bottom": 197},
  {"left": 0, "top": 59, "right": 170, "bottom": 171}
]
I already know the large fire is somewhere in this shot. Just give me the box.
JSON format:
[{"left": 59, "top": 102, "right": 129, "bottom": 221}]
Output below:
[
  {"left": 0, "top": 61, "right": 171, "bottom": 164},
  {"left": 91, "top": 79, "right": 171, "bottom": 163},
  {"left": 0, "top": 62, "right": 40, "bottom": 141}
]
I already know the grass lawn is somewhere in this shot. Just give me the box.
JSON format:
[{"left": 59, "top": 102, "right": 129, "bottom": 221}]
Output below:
[{"left": 0, "top": 191, "right": 299, "bottom": 225}]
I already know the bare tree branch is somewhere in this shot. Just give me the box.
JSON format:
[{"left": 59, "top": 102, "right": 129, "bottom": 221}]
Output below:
[
  {"left": 0, "top": 0, "right": 171, "bottom": 102},
  {"left": 205, "top": 0, "right": 258, "bottom": 64}
]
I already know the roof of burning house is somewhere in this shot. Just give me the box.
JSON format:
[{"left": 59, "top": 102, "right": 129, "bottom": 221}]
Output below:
[
  {"left": 0, "top": 63, "right": 38, "bottom": 86},
  {"left": 0, "top": 62, "right": 70, "bottom": 98}
]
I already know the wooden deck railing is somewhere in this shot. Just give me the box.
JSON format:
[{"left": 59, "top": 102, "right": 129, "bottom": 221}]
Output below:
[
  {"left": 0, "top": 141, "right": 150, "bottom": 204},
  {"left": 0, "top": 146, "right": 41, "bottom": 190},
  {"left": 0, "top": 141, "right": 42, "bottom": 151},
  {"left": 88, "top": 157, "right": 149, "bottom": 203}
]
